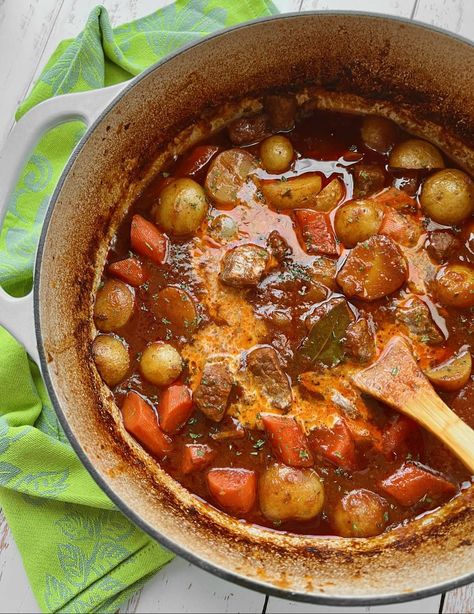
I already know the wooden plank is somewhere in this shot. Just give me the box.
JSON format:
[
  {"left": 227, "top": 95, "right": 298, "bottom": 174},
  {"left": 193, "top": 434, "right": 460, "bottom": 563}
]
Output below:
[
  {"left": 300, "top": 0, "right": 416, "bottom": 16},
  {"left": 120, "top": 558, "right": 266, "bottom": 613},
  {"left": 413, "top": 0, "right": 474, "bottom": 37},
  {"left": 0, "top": 512, "right": 39, "bottom": 613},
  {"left": 266, "top": 594, "right": 442, "bottom": 613},
  {"left": 442, "top": 586, "right": 474, "bottom": 614},
  {"left": 0, "top": 0, "right": 63, "bottom": 150}
]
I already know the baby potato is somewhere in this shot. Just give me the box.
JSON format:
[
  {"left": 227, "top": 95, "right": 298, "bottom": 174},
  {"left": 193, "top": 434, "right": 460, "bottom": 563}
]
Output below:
[
  {"left": 337, "top": 235, "right": 408, "bottom": 301},
  {"left": 420, "top": 168, "right": 474, "bottom": 225},
  {"left": 140, "top": 342, "right": 182, "bottom": 386},
  {"left": 332, "top": 489, "right": 388, "bottom": 537},
  {"left": 434, "top": 264, "right": 474, "bottom": 308},
  {"left": 389, "top": 139, "right": 444, "bottom": 170},
  {"left": 361, "top": 116, "right": 398, "bottom": 154},
  {"left": 334, "top": 200, "right": 384, "bottom": 248},
  {"left": 260, "top": 135, "right": 294, "bottom": 174},
  {"left": 92, "top": 335, "right": 130, "bottom": 386},
  {"left": 208, "top": 214, "right": 238, "bottom": 242},
  {"left": 259, "top": 464, "right": 325, "bottom": 522},
  {"left": 94, "top": 279, "right": 134, "bottom": 332},
  {"left": 156, "top": 178, "right": 208, "bottom": 236},
  {"left": 425, "top": 348, "right": 472, "bottom": 392}
]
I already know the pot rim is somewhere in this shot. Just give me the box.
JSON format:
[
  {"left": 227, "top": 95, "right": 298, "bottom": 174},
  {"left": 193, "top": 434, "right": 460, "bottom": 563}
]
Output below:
[{"left": 34, "top": 10, "right": 474, "bottom": 605}]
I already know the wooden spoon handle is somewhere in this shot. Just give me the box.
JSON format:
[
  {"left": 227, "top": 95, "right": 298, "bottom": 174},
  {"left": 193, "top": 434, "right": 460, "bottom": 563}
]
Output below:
[{"left": 405, "top": 388, "right": 474, "bottom": 474}]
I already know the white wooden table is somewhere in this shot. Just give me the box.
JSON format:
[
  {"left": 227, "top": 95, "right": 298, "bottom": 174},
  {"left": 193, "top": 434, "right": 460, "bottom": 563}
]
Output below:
[{"left": 0, "top": 0, "right": 473, "bottom": 612}]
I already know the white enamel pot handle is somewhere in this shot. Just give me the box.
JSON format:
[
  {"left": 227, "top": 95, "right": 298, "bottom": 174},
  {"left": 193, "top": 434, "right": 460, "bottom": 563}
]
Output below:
[{"left": 0, "top": 82, "right": 128, "bottom": 364}]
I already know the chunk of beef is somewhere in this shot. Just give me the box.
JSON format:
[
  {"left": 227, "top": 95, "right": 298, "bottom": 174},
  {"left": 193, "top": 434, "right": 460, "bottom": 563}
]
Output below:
[
  {"left": 246, "top": 346, "right": 292, "bottom": 411},
  {"left": 219, "top": 244, "right": 269, "bottom": 287},
  {"left": 344, "top": 317, "right": 376, "bottom": 363},
  {"left": 396, "top": 295, "right": 444, "bottom": 345},
  {"left": 267, "top": 230, "right": 292, "bottom": 262},
  {"left": 228, "top": 114, "right": 268, "bottom": 145},
  {"left": 352, "top": 164, "right": 386, "bottom": 198},
  {"left": 426, "top": 230, "right": 461, "bottom": 263},
  {"left": 194, "top": 362, "right": 234, "bottom": 422},
  {"left": 264, "top": 93, "right": 297, "bottom": 131}
]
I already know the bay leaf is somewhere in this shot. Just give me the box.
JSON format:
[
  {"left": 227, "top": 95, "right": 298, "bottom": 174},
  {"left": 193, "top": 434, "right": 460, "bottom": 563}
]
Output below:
[{"left": 298, "top": 300, "right": 352, "bottom": 367}]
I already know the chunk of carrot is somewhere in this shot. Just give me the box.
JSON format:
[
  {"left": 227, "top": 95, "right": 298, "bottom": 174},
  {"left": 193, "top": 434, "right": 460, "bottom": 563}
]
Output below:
[
  {"left": 382, "top": 414, "right": 421, "bottom": 460},
  {"left": 309, "top": 418, "right": 356, "bottom": 470},
  {"left": 130, "top": 214, "right": 168, "bottom": 265},
  {"left": 108, "top": 257, "right": 149, "bottom": 287},
  {"left": 371, "top": 187, "right": 416, "bottom": 211},
  {"left": 121, "top": 391, "right": 173, "bottom": 458},
  {"left": 294, "top": 210, "right": 339, "bottom": 257},
  {"left": 261, "top": 413, "right": 313, "bottom": 467},
  {"left": 175, "top": 145, "right": 220, "bottom": 178},
  {"left": 378, "top": 208, "right": 419, "bottom": 247},
  {"left": 158, "top": 384, "right": 193, "bottom": 434},
  {"left": 379, "top": 462, "right": 456, "bottom": 506},
  {"left": 181, "top": 444, "right": 216, "bottom": 474},
  {"left": 207, "top": 468, "right": 256, "bottom": 514}
]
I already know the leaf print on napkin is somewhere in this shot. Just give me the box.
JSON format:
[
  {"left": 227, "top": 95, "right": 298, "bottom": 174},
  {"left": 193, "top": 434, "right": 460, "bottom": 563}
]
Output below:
[
  {"left": 18, "top": 468, "right": 69, "bottom": 497},
  {"left": 134, "top": 0, "right": 227, "bottom": 58},
  {"left": 58, "top": 543, "right": 89, "bottom": 587},
  {"left": 41, "top": 16, "right": 104, "bottom": 95},
  {"left": 44, "top": 574, "right": 73, "bottom": 612},
  {"left": 0, "top": 461, "right": 21, "bottom": 485},
  {"left": 56, "top": 513, "right": 102, "bottom": 542}
]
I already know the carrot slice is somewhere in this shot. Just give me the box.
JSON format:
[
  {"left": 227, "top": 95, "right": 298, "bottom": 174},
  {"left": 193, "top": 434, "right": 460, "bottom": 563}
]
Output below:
[
  {"left": 108, "top": 257, "right": 149, "bottom": 287},
  {"left": 181, "top": 444, "right": 216, "bottom": 474},
  {"left": 382, "top": 414, "right": 421, "bottom": 459},
  {"left": 261, "top": 413, "right": 313, "bottom": 467},
  {"left": 379, "top": 462, "right": 456, "bottom": 506},
  {"left": 207, "top": 468, "right": 256, "bottom": 514},
  {"left": 121, "top": 391, "right": 173, "bottom": 458},
  {"left": 294, "top": 210, "right": 339, "bottom": 257},
  {"left": 309, "top": 418, "right": 356, "bottom": 470},
  {"left": 175, "top": 145, "right": 219, "bottom": 178},
  {"left": 130, "top": 214, "right": 168, "bottom": 265},
  {"left": 158, "top": 384, "right": 193, "bottom": 434},
  {"left": 378, "top": 208, "right": 420, "bottom": 247},
  {"left": 371, "top": 187, "right": 416, "bottom": 211}
]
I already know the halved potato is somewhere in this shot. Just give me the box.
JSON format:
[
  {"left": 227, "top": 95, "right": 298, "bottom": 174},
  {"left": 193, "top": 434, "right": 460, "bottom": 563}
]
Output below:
[
  {"left": 424, "top": 349, "right": 472, "bottom": 391},
  {"left": 261, "top": 174, "right": 322, "bottom": 210},
  {"left": 313, "top": 178, "right": 345, "bottom": 212},
  {"left": 336, "top": 235, "right": 408, "bottom": 301},
  {"left": 205, "top": 149, "right": 258, "bottom": 206}
]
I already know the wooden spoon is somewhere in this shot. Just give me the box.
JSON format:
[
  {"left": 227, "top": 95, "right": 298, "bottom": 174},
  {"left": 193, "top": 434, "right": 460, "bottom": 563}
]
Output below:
[{"left": 352, "top": 335, "right": 474, "bottom": 473}]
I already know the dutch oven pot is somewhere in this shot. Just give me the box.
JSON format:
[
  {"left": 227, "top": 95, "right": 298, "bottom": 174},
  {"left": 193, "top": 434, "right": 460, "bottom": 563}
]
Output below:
[{"left": 1, "top": 12, "right": 473, "bottom": 606}]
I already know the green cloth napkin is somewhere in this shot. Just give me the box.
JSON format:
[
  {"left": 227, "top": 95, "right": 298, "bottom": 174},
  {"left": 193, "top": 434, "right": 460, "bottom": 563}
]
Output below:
[{"left": 0, "top": 2, "right": 277, "bottom": 612}]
